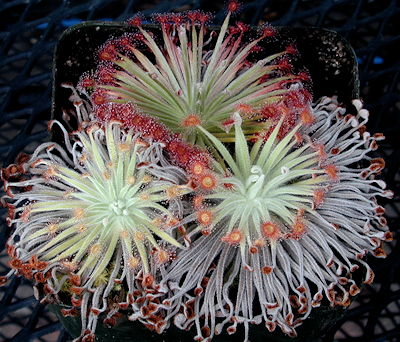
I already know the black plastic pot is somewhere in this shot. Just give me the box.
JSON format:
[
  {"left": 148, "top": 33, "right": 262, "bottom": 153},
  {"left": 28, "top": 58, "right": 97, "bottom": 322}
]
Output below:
[{"left": 50, "top": 21, "right": 359, "bottom": 341}]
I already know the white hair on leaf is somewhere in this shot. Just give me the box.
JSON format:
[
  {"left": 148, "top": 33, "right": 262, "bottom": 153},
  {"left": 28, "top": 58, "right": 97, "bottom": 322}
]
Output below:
[
  {"left": 159, "top": 97, "right": 392, "bottom": 341},
  {"left": 1, "top": 98, "right": 195, "bottom": 342}
]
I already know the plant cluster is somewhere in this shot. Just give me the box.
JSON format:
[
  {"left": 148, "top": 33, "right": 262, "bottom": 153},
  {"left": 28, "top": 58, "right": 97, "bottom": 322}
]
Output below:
[{"left": 1, "top": 2, "right": 392, "bottom": 342}]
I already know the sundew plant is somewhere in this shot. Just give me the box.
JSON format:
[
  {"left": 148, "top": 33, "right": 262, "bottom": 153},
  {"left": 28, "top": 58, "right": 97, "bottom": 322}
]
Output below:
[
  {"left": 80, "top": 0, "right": 310, "bottom": 146},
  {"left": 161, "top": 98, "right": 392, "bottom": 340},
  {"left": 0, "top": 2, "right": 392, "bottom": 342},
  {"left": 1, "top": 86, "right": 200, "bottom": 339}
]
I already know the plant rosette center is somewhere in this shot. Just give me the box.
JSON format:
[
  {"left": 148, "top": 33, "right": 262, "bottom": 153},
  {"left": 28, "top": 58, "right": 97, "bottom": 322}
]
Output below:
[{"left": 191, "top": 113, "right": 331, "bottom": 247}]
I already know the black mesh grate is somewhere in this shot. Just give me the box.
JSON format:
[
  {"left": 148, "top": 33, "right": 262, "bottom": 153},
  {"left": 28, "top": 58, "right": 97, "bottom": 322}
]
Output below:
[{"left": 0, "top": 1, "right": 399, "bottom": 341}]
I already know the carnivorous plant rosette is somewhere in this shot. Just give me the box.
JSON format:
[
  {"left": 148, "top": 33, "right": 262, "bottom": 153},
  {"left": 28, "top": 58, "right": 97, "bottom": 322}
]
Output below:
[
  {"left": 160, "top": 98, "right": 393, "bottom": 340},
  {"left": 81, "top": 1, "right": 311, "bottom": 146},
  {"left": 0, "top": 87, "right": 200, "bottom": 340}
]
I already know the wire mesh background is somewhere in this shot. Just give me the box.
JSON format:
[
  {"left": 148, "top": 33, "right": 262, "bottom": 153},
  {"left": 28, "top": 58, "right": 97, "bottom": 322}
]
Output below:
[{"left": 0, "top": 0, "right": 399, "bottom": 341}]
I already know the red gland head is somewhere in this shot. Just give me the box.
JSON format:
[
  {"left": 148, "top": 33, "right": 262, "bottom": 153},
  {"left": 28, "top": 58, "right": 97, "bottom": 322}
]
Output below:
[
  {"left": 235, "top": 103, "right": 254, "bottom": 116},
  {"left": 299, "top": 107, "right": 315, "bottom": 125},
  {"left": 79, "top": 76, "right": 95, "bottom": 88},
  {"left": 115, "top": 34, "right": 133, "bottom": 49},
  {"left": 290, "top": 214, "right": 306, "bottom": 240},
  {"left": 182, "top": 114, "right": 201, "bottom": 127},
  {"left": 221, "top": 118, "right": 236, "bottom": 133},
  {"left": 167, "top": 139, "right": 193, "bottom": 166},
  {"left": 196, "top": 209, "right": 213, "bottom": 226},
  {"left": 261, "top": 102, "right": 289, "bottom": 121},
  {"left": 298, "top": 72, "right": 311, "bottom": 82},
  {"left": 95, "top": 65, "right": 115, "bottom": 84},
  {"left": 186, "top": 10, "right": 212, "bottom": 25},
  {"left": 324, "top": 164, "right": 339, "bottom": 180},
  {"left": 189, "top": 161, "right": 207, "bottom": 176},
  {"left": 285, "top": 44, "right": 298, "bottom": 55},
  {"left": 228, "top": 25, "right": 241, "bottom": 35},
  {"left": 153, "top": 13, "right": 170, "bottom": 25},
  {"left": 313, "top": 189, "right": 325, "bottom": 209},
  {"left": 227, "top": 0, "right": 241, "bottom": 13},
  {"left": 236, "top": 21, "right": 250, "bottom": 33},
  {"left": 221, "top": 229, "right": 243, "bottom": 245},
  {"left": 198, "top": 173, "right": 217, "bottom": 191},
  {"left": 250, "top": 45, "right": 263, "bottom": 54},
  {"left": 127, "top": 15, "right": 143, "bottom": 27},
  {"left": 197, "top": 11, "right": 212, "bottom": 25},
  {"left": 187, "top": 11, "right": 200, "bottom": 23},
  {"left": 91, "top": 90, "right": 107, "bottom": 105},
  {"left": 261, "top": 222, "right": 281, "bottom": 240},
  {"left": 260, "top": 24, "right": 276, "bottom": 38},
  {"left": 98, "top": 42, "right": 117, "bottom": 61},
  {"left": 277, "top": 57, "right": 293, "bottom": 72},
  {"left": 170, "top": 13, "right": 185, "bottom": 25},
  {"left": 284, "top": 89, "right": 312, "bottom": 109},
  {"left": 193, "top": 195, "right": 204, "bottom": 209}
]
